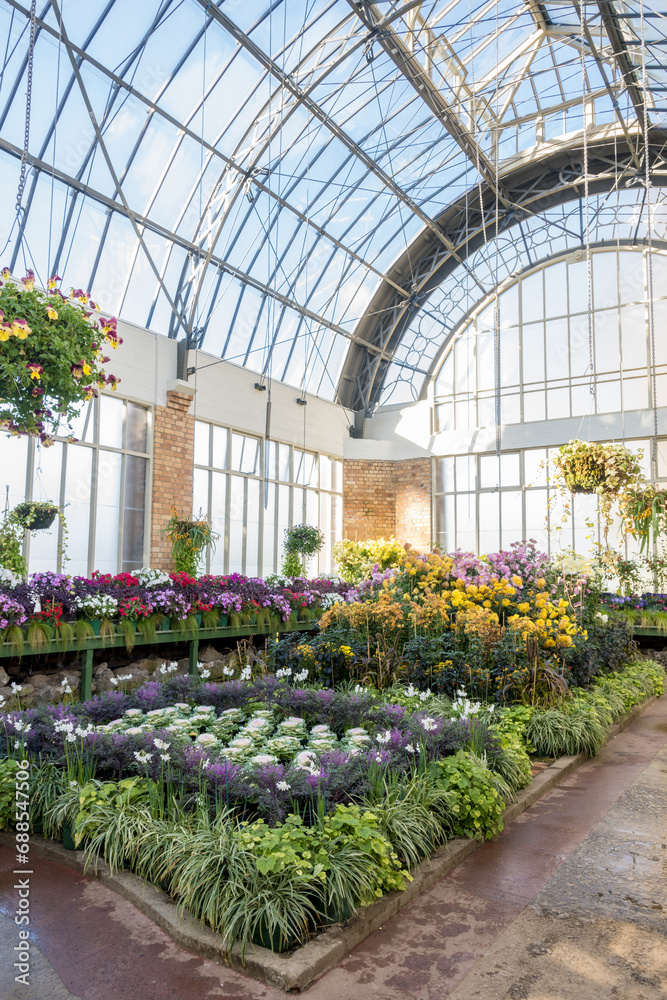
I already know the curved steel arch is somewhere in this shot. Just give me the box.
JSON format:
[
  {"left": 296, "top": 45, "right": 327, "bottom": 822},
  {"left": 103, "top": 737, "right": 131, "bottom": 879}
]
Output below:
[{"left": 337, "top": 128, "right": 667, "bottom": 412}]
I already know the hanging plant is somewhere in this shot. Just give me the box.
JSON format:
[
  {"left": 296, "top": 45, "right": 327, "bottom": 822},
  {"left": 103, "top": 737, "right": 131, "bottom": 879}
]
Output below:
[
  {"left": 164, "top": 508, "right": 218, "bottom": 577},
  {"left": 11, "top": 500, "right": 59, "bottom": 531},
  {"left": 553, "top": 440, "right": 644, "bottom": 496},
  {"left": 619, "top": 483, "right": 667, "bottom": 553},
  {"left": 549, "top": 439, "right": 646, "bottom": 548},
  {"left": 0, "top": 514, "right": 27, "bottom": 578},
  {"left": 0, "top": 269, "right": 122, "bottom": 444},
  {"left": 281, "top": 523, "right": 325, "bottom": 577}
]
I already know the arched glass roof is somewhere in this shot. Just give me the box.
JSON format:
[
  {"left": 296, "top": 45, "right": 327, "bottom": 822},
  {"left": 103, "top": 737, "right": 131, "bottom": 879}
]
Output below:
[{"left": 1, "top": 0, "right": 666, "bottom": 405}]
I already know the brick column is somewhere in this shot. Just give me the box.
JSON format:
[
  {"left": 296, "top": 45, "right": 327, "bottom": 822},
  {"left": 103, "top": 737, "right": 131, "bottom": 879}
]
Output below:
[
  {"left": 342, "top": 457, "right": 432, "bottom": 548},
  {"left": 343, "top": 460, "right": 396, "bottom": 540},
  {"left": 395, "top": 457, "right": 432, "bottom": 551},
  {"left": 150, "top": 388, "right": 195, "bottom": 570}
]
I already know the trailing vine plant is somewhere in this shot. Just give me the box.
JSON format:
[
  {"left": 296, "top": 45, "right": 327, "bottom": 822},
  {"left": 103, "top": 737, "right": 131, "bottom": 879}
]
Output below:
[{"left": 164, "top": 507, "right": 218, "bottom": 576}]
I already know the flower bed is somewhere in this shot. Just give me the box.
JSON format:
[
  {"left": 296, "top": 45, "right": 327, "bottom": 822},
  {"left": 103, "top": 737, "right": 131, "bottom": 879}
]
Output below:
[
  {"left": 0, "top": 569, "right": 348, "bottom": 652},
  {"left": 273, "top": 541, "right": 635, "bottom": 696},
  {"left": 0, "top": 653, "right": 662, "bottom": 957},
  {"left": 0, "top": 540, "right": 661, "bottom": 959}
]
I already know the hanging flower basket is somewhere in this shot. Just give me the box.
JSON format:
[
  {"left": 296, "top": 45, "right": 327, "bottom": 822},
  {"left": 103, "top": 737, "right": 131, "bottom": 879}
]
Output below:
[
  {"left": 0, "top": 269, "right": 122, "bottom": 444},
  {"left": 619, "top": 483, "right": 667, "bottom": 553},
  {"left": 11, "top": 500, "right": 59, "bottom": 531},
  {"left": 164, "top": 508, "right": 219, "bottom": 577},
  {"left": 554, "top": 440, "right": 644, "bottom": 496}
]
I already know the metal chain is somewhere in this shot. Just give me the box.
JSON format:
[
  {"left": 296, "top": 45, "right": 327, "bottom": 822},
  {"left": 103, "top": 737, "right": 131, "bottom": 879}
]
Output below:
[
  {"left": 15, "top": 0, "right": 37, "bottom": 217},
  {"left": 639, "top": 0, "right": 659, "bottom": 475},
  {"left": 579, "top": 0, "right": 594, "bottom": 398}
]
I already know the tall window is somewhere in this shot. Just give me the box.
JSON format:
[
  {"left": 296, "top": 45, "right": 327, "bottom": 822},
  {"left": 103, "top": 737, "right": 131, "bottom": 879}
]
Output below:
[
  {"left": 433, "top": 441, "right": 666, "bottom": 556},
  {"left": 432, "top": 247, "right": 667, "bottom": 556},
  {"left": 193, "top": 422, "right": 343, "bottom": 577},
  {"left": 0, "top": 396, "right": 151, "bottom": 575},
  {"left": 434, "top": 249, "right": 667, "bottom": 432}
]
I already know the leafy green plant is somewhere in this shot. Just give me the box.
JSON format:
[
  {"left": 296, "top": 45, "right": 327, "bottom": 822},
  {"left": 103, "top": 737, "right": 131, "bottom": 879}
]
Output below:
[
  {"left": 281, "top": 523, "right": 325, "bottom": 577},
  {"left": 620, "top": 483, "right": 667, "bottom": 553},
  {"left": 436, "top": 751, "right": 505, "bottom": 840},
  {"left": 525, "top": 706, "right": 607, "bottom": 758},
  {"left": 11, "top": 500, "right": 59, "bottom": 531},
  {"left": 0, "top": 269, "right": 121, "bottom": 440},
  {"left": 361, "top": 768, "right": 449, "bottom": 868},
  {"left": 554, "top": 440, "right": 644, "bottom": 496},
  {"left": 0, "top": 758, "right": 22, "bottom": 830},
  {"left": 164, "top": 507, "right": 218, "bottom": 576},
  {"left": 0, "top": 513, "right": 26, "bottom": 577},
  {"left": 333, "top": 537, "right": 405, "bottom": 584},
  {"left": 76, "top": 777, "right": 154, "bottom": 867}
]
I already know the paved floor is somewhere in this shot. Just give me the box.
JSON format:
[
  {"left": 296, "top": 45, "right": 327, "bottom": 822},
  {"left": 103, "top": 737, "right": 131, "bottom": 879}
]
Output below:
[{"left": 1, "top": 696, "right": 665, "bottom": 1000}]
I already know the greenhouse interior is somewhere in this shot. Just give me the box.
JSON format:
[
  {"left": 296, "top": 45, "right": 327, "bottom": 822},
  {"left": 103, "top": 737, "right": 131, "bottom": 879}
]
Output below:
[{"left": 0, "top": 1, "right": 666, "bottom": 998}]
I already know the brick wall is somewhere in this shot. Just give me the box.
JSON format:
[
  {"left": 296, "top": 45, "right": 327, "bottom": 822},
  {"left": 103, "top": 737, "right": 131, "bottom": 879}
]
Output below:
[
  {"left": 150, "top": 390, "right": 195, "bottom": 569},
  {"left": 395, "top": 457, "right": 432, "bottom": 551},
  {"left": 343, "top": 457, "right": 432, "bottom": 548},
  {"left": 343, "top": 460, "right": 396, "bottom": 540}
]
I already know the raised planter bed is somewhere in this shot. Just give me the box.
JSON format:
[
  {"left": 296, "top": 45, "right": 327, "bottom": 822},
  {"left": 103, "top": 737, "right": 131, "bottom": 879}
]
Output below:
[{"left": 0, "top": 621, "right": 315, "bottom": 700}]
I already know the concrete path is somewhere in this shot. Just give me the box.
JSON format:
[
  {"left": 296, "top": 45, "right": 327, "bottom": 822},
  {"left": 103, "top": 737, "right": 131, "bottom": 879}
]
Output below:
[{"left": 1, "top": 696, "right": 665, "bottom": 1000}]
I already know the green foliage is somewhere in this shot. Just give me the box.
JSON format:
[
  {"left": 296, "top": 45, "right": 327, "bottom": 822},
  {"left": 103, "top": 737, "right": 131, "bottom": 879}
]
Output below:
[
  {"left": 620, "top": 483, "right": 667, "bottom": 553},
  {"left": 361, "top": 768, "right": 449, "bottom": 868},
  {"left": 554, "top": 439, "right": 644, "bottom": 496},
  {"left": 0, "top": 514, "right": 26, "bottom": 577},
  {"left": 525, "top": 706, "right": 607, "bottom": 758},
  {"left": 333, "top": 536, "right": 405, "bottom": 584},
  {"left": 436, "top": 751, "right": 504, "bottom": 840},
  {"left": 0, "top": 758, "right": 22, "bottom": 830},
  {"left": 0, "top": 270, "right": 121, "bottom": 440},
  {"left": 11, "top": 500, "right": 58, "bottom": 531},
  {"left": 237, "top": 813, "right": 328, "bottom": 879},
  {"left": 281, "top": 523, "right": 325, "bottom": 577},
  {"left": 485, "top": 721, "right": 534, "bottom": 796},
  {"left": 318, "top": 804, "right": 411, "bottom": 898},
  {"left": 75, "top": 777, "right": 153, "bottom": 862},
  {"left": 283, "top": 523, "right": 325, "bottom": 557},
  {"left": 164, "top": 507, "right": 218, "bottom": 576}
]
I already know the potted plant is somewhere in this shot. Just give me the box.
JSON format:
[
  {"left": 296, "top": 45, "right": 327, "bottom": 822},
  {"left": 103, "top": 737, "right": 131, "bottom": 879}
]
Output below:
[
  {"left": 281, "top": 523, "right": 325, "bottom": 577},
  {"left": 0, "top": 269, "right": 122, "bottom": 443},
  {"left": 164, "top": 508, "right": 218, "bottom": 577},
  {"left": 11, "top": 500, "right": 59, "bottom": 531}
]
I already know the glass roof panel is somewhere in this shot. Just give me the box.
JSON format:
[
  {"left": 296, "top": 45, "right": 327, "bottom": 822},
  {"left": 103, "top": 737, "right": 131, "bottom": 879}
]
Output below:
[{"left": 0, "top": 0, "right": 665, "bottom": 405}]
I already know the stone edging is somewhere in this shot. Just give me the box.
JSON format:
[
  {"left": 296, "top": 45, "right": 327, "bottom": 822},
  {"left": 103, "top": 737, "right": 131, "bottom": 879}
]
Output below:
[{"left": 3, "top": 694, "right": 658, "bottom": 993}]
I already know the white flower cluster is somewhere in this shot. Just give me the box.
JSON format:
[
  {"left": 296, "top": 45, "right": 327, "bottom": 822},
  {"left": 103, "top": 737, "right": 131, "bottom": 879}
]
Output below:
[
  {"left": 110, "top": 673, "right": 133, "bottom": 687},
  {"left": 450, "top": 687, "right": 495, "bottom": 721},
  {"left": 595, "top": 611, "right": 609, "bottom": 624},
  {"left": 554, "top": 550, "right": 598, "bottom": 579},
  {"left": 404, "top": 684, "right": 432, "bottom": 703},
  {"left": 158, "top": 661, "right": 178, "bottom": 676},
  {"left": 74, "top": 594, "right": 119, "bottom": 617},
  {"left": 135, "top": 567, "right": 171, "bottom": 587},
  {"left": 319, "top": 593, "right": 344, "bottom": 610},
  {"left": 0, "top": 567, "right": 20, "bottom": 587}
]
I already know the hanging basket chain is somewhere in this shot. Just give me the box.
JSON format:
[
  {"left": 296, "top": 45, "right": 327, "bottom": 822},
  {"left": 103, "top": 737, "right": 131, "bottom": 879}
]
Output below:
[
  {"left": 639, "top": 0, "right": 659, "bottom": 475},
  {"left": 15, "top": 0, "right": 37, "bottom": 219}
]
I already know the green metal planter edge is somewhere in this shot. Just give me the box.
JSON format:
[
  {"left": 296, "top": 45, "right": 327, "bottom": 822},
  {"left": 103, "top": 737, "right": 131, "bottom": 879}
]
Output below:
[{"left": 0, "top": 621, "right": 315, "bottom": 701}]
